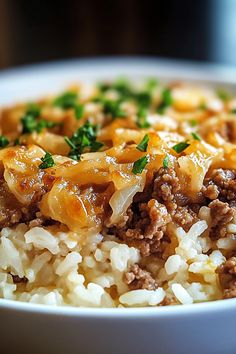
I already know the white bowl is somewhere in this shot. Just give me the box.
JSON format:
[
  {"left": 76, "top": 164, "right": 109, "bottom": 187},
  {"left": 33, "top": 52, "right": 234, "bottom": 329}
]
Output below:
[{"left": 0, "top": 58, "right": 236, "bottom": 354}]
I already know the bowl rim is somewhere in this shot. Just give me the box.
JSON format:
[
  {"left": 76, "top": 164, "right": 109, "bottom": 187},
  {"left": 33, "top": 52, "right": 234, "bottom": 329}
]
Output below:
[
  {"left": 1, "top": 56, "right": 236, "bottom": 317},
  {"left": 1, "top": 297, "right": 236, "bottom": 317}
]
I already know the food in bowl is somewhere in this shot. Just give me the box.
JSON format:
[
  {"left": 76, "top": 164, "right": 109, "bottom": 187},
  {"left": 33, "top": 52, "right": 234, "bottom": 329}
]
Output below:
[{"left": 0, "top": 78, "right": 236, "bottom": 308}]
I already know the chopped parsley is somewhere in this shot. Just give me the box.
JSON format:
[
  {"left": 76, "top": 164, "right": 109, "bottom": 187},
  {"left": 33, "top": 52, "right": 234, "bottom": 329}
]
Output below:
[
  {"left": 157, "top": 88, "right": 173, "bottom": 114},
  {"left": 14, "top": 138, "right": 20, "bottom": 146},
  {"left": 98, "top": 79, "right": 152, "bottom": 111},
  {"left": 21, "top": 114, "right": 37, "bottom": 133},
  {"left": 64, "top": 121, "right": 104, "bottom": 161},
  {"left": 54, "top": 92, "right": 78, "bottom": 109},
  {"left": 189, "top": 119, "right": 197, "bottom": 127},
  {"left": 172, "top": 141, "right": 190, "bottom": 153},
  {"left": 27, "top": 103, "right": 41, "bottom": 117},
  {"left": 39, "top": 152, "right": 55, "bottom": 169},
  {"left": 132, "top": 155, "right": 148, "bottom": 175},
  {"left": 21, "top": 115, "right": 56, "bottom": 134},
  {"left": 146, "top": 78, "right": 159, "bottom": 91},
  {"left": 135, "top": 91, "right": 152, "bottom": 109},
  {"left": 103, "top": 100, "right": 127, "bottom": 119},
  {"left": 21, "top": 103, "right": 56, "bottom": 134},
  {"left": 74, "top": 104, "right": 84, "bottom": 120},
  {"left": 191, "top": 132, "right": 201, "bottom": 141},
  {"left": 136, "top": 134, "right": 149, "bottom": 152},
  {"left": 0, "top": 135, "right": 9, "bottom": 148},
  {"left": 231, "top": 109, "right": 236, "bottom": 114},
  {"left": 136, "top": 108, "right": 150, "bottom": 128},
  {"left": 217, "top": 89, "right": 231, "bottom": 102},
  {"left": 54, "top": 92, "right": 84, "bottom": 120},
  {"left": 163, "top": 155, "right": 169, "bottom": 169},
  {"left": 199, "top": 103, "right": 207, "bottom": 110}
]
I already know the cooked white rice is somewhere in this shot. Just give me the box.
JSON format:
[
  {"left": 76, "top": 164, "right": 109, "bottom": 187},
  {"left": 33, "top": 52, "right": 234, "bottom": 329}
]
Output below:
[{"left": 0, "top": 209, "right": 227, "bottom": 307}]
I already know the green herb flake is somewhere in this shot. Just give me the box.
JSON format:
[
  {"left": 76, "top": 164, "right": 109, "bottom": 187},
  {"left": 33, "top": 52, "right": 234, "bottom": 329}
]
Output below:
[
  {"left": 189, "top": 119, "right": 197, "bottom": 127},
  {"left": 132, "top": 155, "right": 148, "bottom": 175},
  {"left": 0, "top": 135, "right": 9, "bottom": 148},
  {"left": 199, "top": 103, "right": 207, "bottom": 110},
  {"left": 136, "top": 108, "right": 150, "bottom": 129},
  {"left": 64, "top": 136, "right": 77, "bottom": 150},
  {"left": 191, "top": 132, "right": 201, "bottom": 141},
  {"left": 103, "top": 100, "right": 127, "bottom": 119},
  {"left": 146, "top": 78, "right": 159, "bottom": 91},
  {"left": 217, "top": 89, "right": 231, "bottom": 102},
  {"left": 135, "top": 91, "right": 152, "bottom": 109},
  {"left": 74, "top": 104, "right": 84, "bottom": 120},
  {"left": 39, "top": 152, "right": 55, "bottom": 169},
  {"left": 64, "top": 121, "right": 103, "bottom": 160},
  {"left": 27, "top": 103, "right": 41, "bottom": 118},
  {"left": 90, "top": 141, "right": 104, "bottom": 152},
  {"left": 163, "top": 155, "right": 169, "bottom": 169},
  {"left": 68, "top": 149, "right": 81, "bottom": 161},
  {"left": 21, "top": 114, "right": 37, "bottom": 134},
  {"left": 231, "top": 109, "right": 236, "bottom": 114},
  {"left": 54, "top": 92, "right": 78, "bottom": 109},
  {"left": 172, "top": 141, "right": 190, "bottom": 153},
  {"left": 14, "top": 138, "right": 20, "bottom": 146},
  {"left": 136, "top": 134, "right": 149, "bottom": 152},
  {"left": 157, "top": 88, "right": 173, "bottom": 114},
  {"left": 98, "top": 79, "right": 132, "bottom": 100}
]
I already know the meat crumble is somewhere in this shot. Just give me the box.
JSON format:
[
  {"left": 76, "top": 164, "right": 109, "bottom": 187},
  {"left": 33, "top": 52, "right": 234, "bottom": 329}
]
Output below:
[
  {"left": 208, "top": 199, "right": 235, "bottom": 240},
  {"left": 124, "top": 264, "right": 158, "bottom": 290},
  {"left": 217, "top": 257, "right": 236, "bottom": 299}
]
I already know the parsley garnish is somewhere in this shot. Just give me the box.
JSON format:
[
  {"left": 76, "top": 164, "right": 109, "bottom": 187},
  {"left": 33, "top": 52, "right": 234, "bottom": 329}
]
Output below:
[
  {"left": 64, "top": 121, "right": 104, "bottom": 161},
  {"left": 14, "top": 138, "right": 20, "bottom": 146},
  {"left": 39, "top": 152, "right": 55, "bottom": 169},
  {"left": 136, "top": 134, "right": 149, "bottom": 152},
  {"left": 132, "top": 155, "right": 148, "bottom": 174},
  {"left": 0, "top": 136, "right": 9, "bottom": 148},
  {"left": 135, "top": 91, "right": 152, "bottom": 109},
  {"left": 172, "top": 141, "right": 190, "bottom": 153},
  {"left": 98, "top": 79, "right": 132, "bottom": 98},
  {"left": 146, "top": 78, "right": 159, "bottom": 91},
  {"left": 103, "top": 100, "right": 127, "bottom": 119},
  {"left": 199, "top": 103, "right": 207, "bottom": 110},
  {"left": 98, "top": 79, "right": 152, "bottom": 110},
  {"left": 74, "top": 104, "right": 84, "bottom": 120},
  {"left": 54, "top": 91, "right": 84, "bottom": 120},
  {"left": 231, "top": 109, "right": 236, "bottom": 114},
  {"left": 27, "top": 103, "right": 41, "bottom": 117},
  {"left": 217, "top": 89, "right": 231, "bottom": 102},
  {"left": 54, "top": 92, "right": 77, "bottom": 109},
  {"left": 191, "top": 132, "right": 201, "bottom": 141},
  {"left": 21, "top": 104, "right": 56, "bottom": 134},
  {"left": 21, "top": 115, "right": 56, "bottom": 134},
  {"left": 136, "top": 108, "right": 150, "bottom": 128},
  {"left": 189, "top": 119, "right": 197, "bottom": 127},
  {"left": 157, "top": 88, "right": 173, "bottom": 114},
  {"left": 163, "top": 155, "right": 169, "bottom": 168}
]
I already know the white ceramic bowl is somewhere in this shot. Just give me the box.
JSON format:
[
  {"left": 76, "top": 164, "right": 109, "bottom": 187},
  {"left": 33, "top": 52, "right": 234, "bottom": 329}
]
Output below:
[{"left": 0, "top": 58, "right": 236, "bottom": 354}]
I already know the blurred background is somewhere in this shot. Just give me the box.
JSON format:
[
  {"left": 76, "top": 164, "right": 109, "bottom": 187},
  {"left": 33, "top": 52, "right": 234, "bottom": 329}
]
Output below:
[{"left": 0, "top": 0, "right": 236, "bottom": 70}]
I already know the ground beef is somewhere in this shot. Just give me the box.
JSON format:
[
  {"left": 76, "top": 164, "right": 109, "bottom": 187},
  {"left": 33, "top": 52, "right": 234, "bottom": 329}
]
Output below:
[
  {"left": 208, "top": 199, "right": 235, "bottom": 239},
  {"left": 28, "top": 212, "right": 47, "bottom": 228},
  {"left": 108, "top": 167, "right": 201, "bottom": 255},
  {"left": 152, "top": 167, "right": 180, "bottom": 213},
  {"left": 203, "top": 169, "right": 236, "bottom": 202},
  {"left": 172, "top": 206, "right": 198, "bottom": 230},
  {"left": 11, "top": 274, "right": 28, "bottom": 284},
  {"left": 109, "top": 199, "right": 170, "bottom": 256},
  {"left": 124, "top": 264, "right": 158, "bottom": 290},
  {"left": 152, "top": 167, "right": 199, "bottom": 231},
  {"left": 216, "top": 257, "right": 236, "bottom": 298},
  {"left": 0, "top": 173, "right": 55, "bottom": 230}
]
